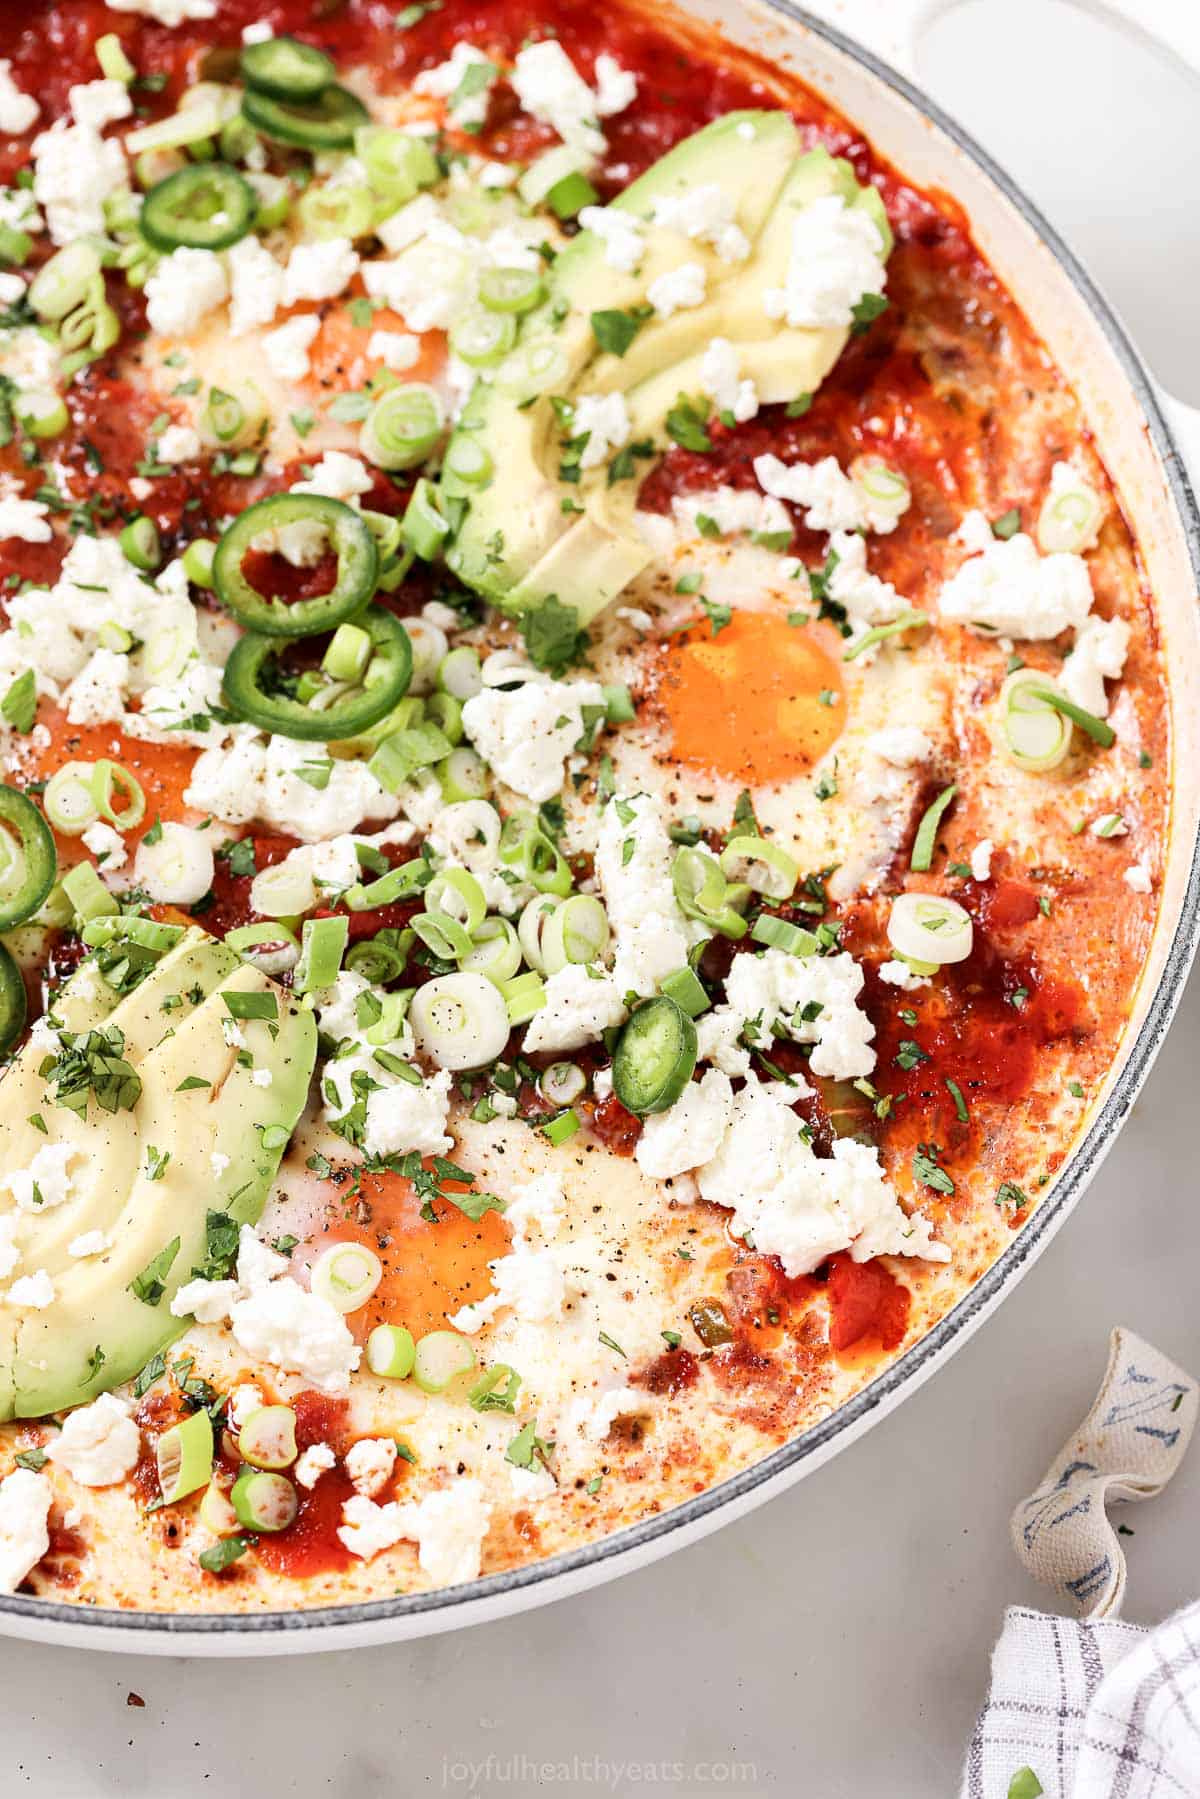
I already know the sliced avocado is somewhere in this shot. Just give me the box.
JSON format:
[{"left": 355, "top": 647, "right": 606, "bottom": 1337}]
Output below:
[
  {"left": 0, "top": 937, "right": 316, "bottom": 1419},
  {"left": 443, "top": 124, "right": 891, "bottom": 626}
]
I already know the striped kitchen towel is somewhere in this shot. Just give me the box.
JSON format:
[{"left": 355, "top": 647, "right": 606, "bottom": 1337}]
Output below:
[{"left": 962, "top": 1330, "right": 1200, "bottom": 1798}]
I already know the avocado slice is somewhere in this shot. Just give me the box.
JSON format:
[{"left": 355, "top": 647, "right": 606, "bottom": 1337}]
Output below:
[
  {"left": 0, "top": 935, "right": 316, "bottom": 1419},
  {"left": 443, "top": 121, "right": 892, "bottom": 626}
]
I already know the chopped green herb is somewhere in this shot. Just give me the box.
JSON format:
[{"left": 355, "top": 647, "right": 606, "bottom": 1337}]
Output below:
[
  {"left": 128, "top": 1236, "right": 180, "bottom": 1306},
  {"left": 913, "top": 1144, "right": 955, "bottom": 1195}
]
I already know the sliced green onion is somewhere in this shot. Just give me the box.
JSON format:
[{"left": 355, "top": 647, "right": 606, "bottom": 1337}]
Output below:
[
  {"left": 79, "top": 914, "right": 182, "bottom": 953},
  {"left": 442, "top": 435, "right": 494, "bottom": 487},
  {"left": 438, "top": 647, "right": 483, "bottom": 702},
  {"left": 1037, "top": 468, "right": 1102, "bottom": 554},
  {"left": 843, "top": 610, "right": 929, "bottom": 662},
  {"left": 499, "top": 811, "right": 571, "bottom": 895},
  {"left": 424, "top": 691, "right": 463, "bottom": 745},
  {"left": 363, "top": 988, "right": 412, "bottom": 1047},
  {"left": 355, "top": 124, "right": 439, "bottom": 203},
  {"left": 851, "top": 454, "right": 910, "bottom": 524},
  {"left": 322, "top": 622, "right": 373, "bottom": 684},
  {"left": 449, "top": 307, "right": 517, "bottom": 370},
  {"left": 203, "top": 386, "right": 245, "bottom": 444},
  {"left": 246, "top": 169, "right": 291, "bottom": 229},
  {"left": 127, "top": 96, "right": 228, "bottom": 156},
  {"left": 399, "top": 478, "right": 449, "bottom": 561},
  {"left": 344, "top": 859, "right": 427, "bottom": 911},
  {"left": 410, "top": 907, "right": 474, "bottom": 961},
  {"left": 517, "top": 143, "right": 593, "bottom": 207},
  {"left": 517, "top": 894, "right": 560, "bottom": 972},
  {"left": 310, "top": 1241, "right": 383, "bottom": 1315},
  {"left": 361, "top": 383, "right": 442, "bottom": 472},
  {"left": 367, "top": 720, "right": 453, "bottom": 793},
  {"left": 225, "top": 920, "right": 300, "bottom": 977},
  {"left": 96, "top": 32, "right": 136, "bottom": 83},
  {"left": 295, "top": 914, "right": 349, "bottom": 993},
  {"left": 412, "top": 1330, "right": 476, "bottom": 1395},
  {"left": 298, "top": 180, "right": 374, "bottom": 241},
  {"left": 539, "top": 1060, "right": 586, "bottom": 1106},
  {"left": 118, "top": 515, "right": 160, "bottom": 571},
  {"left": 425, "top": 866, "right": 486, "bottom": 933},
  {"left": 16, "top": 391, "right": 68, "bottom": 439},
  {"left": 197, "top": 1480, "right": 238, "bottom": 1535},
  {"left": 28, "top": 241, "right": 103, "bottom": 322},
  {"left": 671, "top": 846, "right": 747, "bottom": 939},
  {"left": 539, "top": 893, "right": 609, "bottom": 973},
  {"left": 545, "top": 169, "right": 600, "bottom": 220},
  {"left": 182, "top": 538, "right": 217, "bottom": 588},
  {"left": 612, "top": 996, "right": 698, "bottom": 1116},
  {"left": 249, "top": 857, "right": 317, "bottom": 919},
  {"left": 460, "top": 915, "right": 522, "bottom": 985},
  {"left": 659, "top": 966, "right": 709, "bottom": 1017},
  {"left": 888, "top": 892, "right": 974, "bottom": 966},
  {"left": 61, "top": 859, "right": 117, "bottom": 923},
  {"left": 439, "top": 748, "right": 490, "bottom": 808},
  {"left": 44, "top": 763, "right": 100, "bottom": 835},
  {"left": 501, "top": 969, "right": 546, "bottom": 1025},
  {"left": 495, "top": 336, "right": 569, "bottom": 402},
  {"left": 542, "top": 1107, "right": 580, "bottom": 1145},
  {"left": 910, "top": 784, "right": 957, "bottom": 873},
  {"left": 231, "top": 1469, "right": 297, "bottom": 1533},
  {"left": 156, "top": 1409, "right": 213, "bottom": 1504},
  {"left": 751, "top": 914, "right": 819, "bottom": 956},
  {"left": 1025, "top": 684, "right": 1114, "bottom": 749},
  {"left": 719, "top": 833, "right": 797, "bottom": 900},
  {"left": 366, "top": 1323, "right": 416, "bottom": 1380},
  {"left": 92, "top": 760, "right": 145, "bottom": 830},
  {"left": 478, "top": 266, "right": 546, "bottom": 316},
  {"left": 409, "top": 970, "right": 510, "bottom": 1069},
  {"left": 237, "top": 1404, "right": 298, "bottom": 1471}
]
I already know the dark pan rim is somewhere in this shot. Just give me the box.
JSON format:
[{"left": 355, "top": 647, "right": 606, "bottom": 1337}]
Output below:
[{"left": 4, "top": 0, "right": 1199, "bottom": 1640}]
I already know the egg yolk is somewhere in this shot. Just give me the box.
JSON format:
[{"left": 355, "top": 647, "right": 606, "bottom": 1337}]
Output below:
[{"left": 654, "top": 609, "right": 844, "bottom": 784}]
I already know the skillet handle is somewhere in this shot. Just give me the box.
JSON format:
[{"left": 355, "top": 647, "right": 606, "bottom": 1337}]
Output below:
[
  {"left": 791, "top": 0, "right": 953, "bottom": 80},
  {"left": 1154, "top": 388, "right": 1200, "bottom": 496}
]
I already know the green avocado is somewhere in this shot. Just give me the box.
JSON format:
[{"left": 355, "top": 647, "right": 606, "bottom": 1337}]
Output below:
[
  {"left": 0, "top": 928, "right": 317, "bottom": 1419},
  {"left": 443, "top": 117, "right": 892, "bottom": 627}
]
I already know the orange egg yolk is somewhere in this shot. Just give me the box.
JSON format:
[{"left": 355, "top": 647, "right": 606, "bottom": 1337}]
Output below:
[{"left": 654, "top": 609, "right": 845, "bottom": 785}]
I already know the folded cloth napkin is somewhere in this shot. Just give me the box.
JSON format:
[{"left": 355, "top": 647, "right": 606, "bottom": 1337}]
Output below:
[{"left": 962, "top": 1330, "right": 1199, "bottom": 1798}]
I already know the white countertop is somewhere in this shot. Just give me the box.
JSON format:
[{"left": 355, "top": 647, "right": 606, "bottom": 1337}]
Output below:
[{"left": 6, "top": 8, "right": 1200, "bottom": 1795}]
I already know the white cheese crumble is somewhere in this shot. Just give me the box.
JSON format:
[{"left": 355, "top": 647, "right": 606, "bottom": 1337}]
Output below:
[
  {"left": 670, "top": 485, "right": 789, "bottom": 541},
  {"left": 865, "top": 727, "right": 932, "bottom": 767},
  {"left": 0, "top": 1468, "right": 51, "bottom": 1594},
  {"left": 262, "top": 313, "right": 322, "bottom": 382},
  {"left": 462, "top": 671, "right": 605, "bottom": 805},
  {"left": 144, "top": 247, "right": 228, "bottom": 338},
  {"left": 367, "top": 329, "right": 420, "bottom": 371},
  {"left": 339, "top": 1477, "right": 491, "bottom": 1582},
  {"left": 358, "top": 1066, "right": 455, "bottom": 1159},
  {"left": 1060, "top": 614, "right": 1131, "bottom": 718},
  {"left": 698, "top": 946, "right": 877, "bottom": 1081},
  {"left": 763, "top": 193, "right": 887, "bottom": 330},
  {"left": 939, "top": 513, "right": 1095, "bottom": 639},
  {"left": 1124, "top": 862, "right": 1153, "bottom": 894},
  {"left": 572, "top": 390, "right": 631, "bottom": 470},
  {"left": 226, "top": 234, "right": 284, "bottom": 335},
  {"left": 635, "top": 1070, "right": 734, "bottom": 1179},
  {"left": 157, "top": 423, "right": 200, "bottom": 465},
  {"left": 0, "top": 494, "right": 51, "bottom": 544},
  {"left": 4, "top": 1270, "right": 54, "bottom": 1309},
  {"left": 577, "top": 204, "right": 644, "bottom": 273},
  {"left": 47, "top": 1394, "right": 140, "bottom": 1486},
  {"left": 107, "top": 0, "right": 217, "bottom": 22},
  {"left": 646, "top": 261, "right": 707, "bottom": 319},
  {"left": 699, "top": 338, "right": 759, "bottom": 423},
  {"left": 452, "top": 1243, "right": 567, "bottom": 1333},
  {"left": 295, "top": 1443, "right": 337, "bottom": 1489},
  {"left": 68, "top": 78, "right": 131, "bottom": 132},
  {"left": 522, "top": 963, "right": 626, "bottom": 1055},
  {"left": 281, "top": 238, "right": 359, "bottom": 306},
  {"left": 67, "top": 1229, "right": 110, "bottom": 1259},
  {"left": 594, "top": 792, "right": 694, "bottom": 999},
  {"left": 510, "top": 40, "right": 610, "bottom": 155},
  {"left": 877, "top": 959, "right": 929, "bottom": 992},
  {"left": 413, "top": 42, "right": 496, "bottom": 131},
  {"left": 0, "top": 60, "right": 39, "bottom": 134},
  {"left": 652, "top": 185, "right": 749, "bottom": 262},
  {"left": 344, "top": 1437, "right": 397, "bottom": 1499},
  {"left": 697, "top": 1075, "right": 948, "bottom": 1277},
  {"left": 4, "top": 1143, "right": 76, "bottom": 1214},
  {"left": 80, "top": 820, "right": 127, "bottom": 874},
  {"left": 32, "top": 114, "right": 127, "bottom": 245},
  {"left": 754, "top": 453, "right": 902, "bottom": 535},
  {"left": 970, "top": 838, "right": 995, "bottom": 881}
]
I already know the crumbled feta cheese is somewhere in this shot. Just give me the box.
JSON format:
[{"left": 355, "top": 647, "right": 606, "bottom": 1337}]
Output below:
[
  {"left": 594, "top": 792, "right": 693, "bottom": 999},
  {"left": 294, "top": 1442, "right": 336, "bottom": 1489},
  {"left": 577, "top": 1385, "right": 646, "bottom": 1441},
  {"left": 0, "top": 1468, "right": 51, "bottom": 1595},
  {"left": 763, "top": 193, "right": 888, "bottom": 330},
  {"left": 68, "top": 79, "right": 132, "bottom": 132},
  {"left": 970, "top": 838, "right": 994, "bottom": 881},
  {"left": 522, "top": 963, "right": 626, "bottom": 1055},
  {"left": 186, "top": 732, "right": 398, "bottom": 839},
  {"left": 0, "top": 60, "right": 39, "bottom": 134},
  {"left": 144, "top": 247, "right": 228, "bottom": 338},
  {"left": 227, "top": 1384, "right": 263, "bottom": 1430},
  {"left": 4, "top": 1270, "right": 54, "bottom": 1309},
  {"left": 825, "top": 530, "right": 910, "bottom": 639},
  {"left": 592, "top": 53, "right": 637, "bottom": 117},
  {"left": 80, "top": 821, "right": 127, "bottom": 874},
  {"left": 452, "top": 1242, "right": 566, "bottom": 1333},
  {"left": 754, "top": 453, "right": 879, "bottom": 534},
  {"left": 635, "top": 1070, "right": 734, "bottom": 1179},
  {"left": 262, "top": 312, "right": 321, "bottom": 381},
  {"left": 360, "top": 1066, "right": 454, "bottom": 1159},
  {"left": 701, "top": 946, "right": 876, "bottom": 1083},
  {"left": 939, "top": 514, "right": 1094, "bottom": 639},
  {"left": 1091, "top": 812, "right": 1128, "bottom": 839},
  {"left": 344, "top": 1437, "right": 397, "bottom": 1499},
  {"left": 67, "top": 1229, "right": 111, "bottom": 1259},
  {"left": 157, "top": 423, "right": 201, "bottom": 465},
  {"left": 572, "top": 390, "right": 631, "bottom": 470},
  {"left": 32, "top": 115, "right": 127, "bottom": 245},
  {"left": 226, "top": 234, "right": 284, "bottom": 335},
  {"left": 250, "top": 1068, "right": 273, "bottom": 1089},
  {"left": 281, "top": 237, "right": 359, "bottom": 307},
  {"left": 577, "top": 204, "right": 644, "bottom": 273},
  {"left": 647, "top": 261, "right": 707, "bottom": 318},
  {"left": 340, "top": 1477, "right": 490, "bottom": 1583},
  {"left": 362, "top": 217, "right": 476, "bottom": 332},
  {"left": 47, "top": 1394, "right": 140, "bottom": 1486},
  {"left": 413, "top": 42, "right": 496, "bottom": 130},
  {"left": 511, "top": 40, "right": 605, "bottom": 155},
  {"left": 0, "top": 495, "right": 52, "bottom": 544},
  {"left": 367, "top": 329, "right": 420, "bottom": 371},
  {"left": 4, "top": 1142, "right": 76, "bottom": 1215},
  {"left": 242, "top": 18, "right": 273, "bottom": 41},
  {"left": 63, "top": 648, "right": 129, "bottom": 727},
  {"left": 653, "top": 185, "right": 749, "bottom": 262},
  {"left": 1060, "top": 613, "right": 1130, "bottom": 718},
  {"left": 1038, "top": 459, "right": 1104, "bottom": 554},
  {"left": 477, "top": 160, "right": 517, "bottom": 189},
  {"left": 670, "top": 485, "right": 788, "bottom": 541},
  {"left": 877, "top": 959, "right": 929, "bottom": 992},
  {"left": 699, "top": 337, "right": 758, "bottom": 422},
  {"left": 1124, "top": 861, "right": 1153, "bottom": 894},
  {"left": 509, "top": 1464, "right": 557, "bottom": 1504},
  {"left": 462, "top": 673, "right": 605, "bottom": 804},
  {"left": 107, "top": 0, "right": 217, "bottom": 22},
  {"left": 865, "top": 727, "right": 932, "bottom": 767},
  {"left": 0, "top": 271, "right": 25, "bottom": 305},
  {"left": 698, "top": 1075, "right": 947, "bottom": 1276}
]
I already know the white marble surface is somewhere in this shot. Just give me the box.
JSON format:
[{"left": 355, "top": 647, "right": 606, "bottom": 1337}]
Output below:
[{"left": 5, "top": 5, "right": 1200, "bottom": 1795}]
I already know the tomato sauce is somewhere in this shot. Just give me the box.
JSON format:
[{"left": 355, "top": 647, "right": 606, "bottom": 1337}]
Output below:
[{"left": 824, "top": 1254, "right": 910, "bottom": 1356}]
